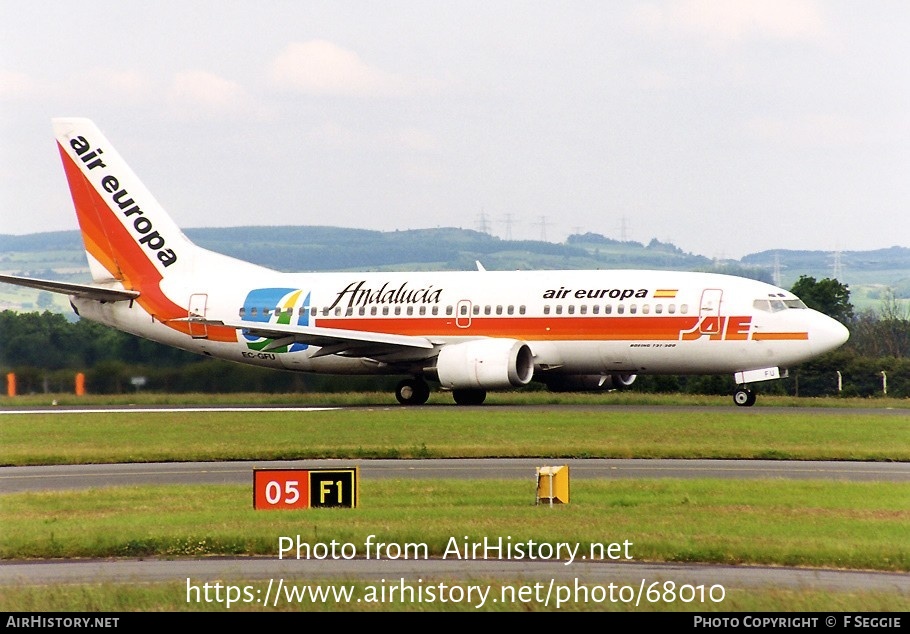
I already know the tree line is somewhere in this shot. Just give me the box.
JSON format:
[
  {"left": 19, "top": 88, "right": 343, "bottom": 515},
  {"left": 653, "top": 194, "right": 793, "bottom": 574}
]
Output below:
[{"left": 1, "top": 276, "right": 908, "bottom": 398}]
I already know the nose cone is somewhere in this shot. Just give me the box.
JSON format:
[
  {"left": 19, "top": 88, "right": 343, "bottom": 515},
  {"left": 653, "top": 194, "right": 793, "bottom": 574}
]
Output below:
[{"left": 814, "top": 312, "right": 850, "bottom": 354}]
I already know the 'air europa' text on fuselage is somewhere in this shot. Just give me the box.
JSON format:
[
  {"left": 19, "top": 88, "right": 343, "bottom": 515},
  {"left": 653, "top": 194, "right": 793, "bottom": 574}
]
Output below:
[{"left": 542, "top": 287, "right": 649, "bottom": 300}]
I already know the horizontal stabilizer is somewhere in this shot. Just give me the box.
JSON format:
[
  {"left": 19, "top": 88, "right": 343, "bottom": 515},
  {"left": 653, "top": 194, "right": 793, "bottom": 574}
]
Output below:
[{"left": 0, "top": 274, "right": 139, "bottom": 302}]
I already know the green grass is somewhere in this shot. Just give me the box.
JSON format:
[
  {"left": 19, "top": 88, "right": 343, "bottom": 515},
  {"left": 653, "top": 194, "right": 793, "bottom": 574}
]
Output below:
[
  {"left": 1, "top": 397, "right": 908, "bottom": 465},
  {"left": 6, "top": 389, "right": 910, "bottom": 409},
  {"left": 3, "top": 480, "right": 908, "bottom": 569},
  {"left": 2, "top": 392, "right": 908, "bottom": 612}
]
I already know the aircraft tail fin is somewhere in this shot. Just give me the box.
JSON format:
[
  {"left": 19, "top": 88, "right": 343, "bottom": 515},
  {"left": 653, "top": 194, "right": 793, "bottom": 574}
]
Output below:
[{"left": 53, "top": 118, "right": 198, "bottom": 287}]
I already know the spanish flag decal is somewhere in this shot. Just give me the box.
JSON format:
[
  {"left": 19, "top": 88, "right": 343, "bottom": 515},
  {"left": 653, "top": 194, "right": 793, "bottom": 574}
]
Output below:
[{"left": 654, "top": 289, "right": 678, "bottom": 298}]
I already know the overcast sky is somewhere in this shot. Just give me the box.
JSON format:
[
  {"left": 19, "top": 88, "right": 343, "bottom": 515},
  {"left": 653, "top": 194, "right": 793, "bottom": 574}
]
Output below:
[{"left": 2, "top": 1, "right": 908, "bottom": 260}]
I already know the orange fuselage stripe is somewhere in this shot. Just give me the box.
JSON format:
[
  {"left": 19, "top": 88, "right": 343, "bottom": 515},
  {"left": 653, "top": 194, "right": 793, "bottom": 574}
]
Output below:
[{"left": 313, "top": 315, "right": 808, "bottom": 342}]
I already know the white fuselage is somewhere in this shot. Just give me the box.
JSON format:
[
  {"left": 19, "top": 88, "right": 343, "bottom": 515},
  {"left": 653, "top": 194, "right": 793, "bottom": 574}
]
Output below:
[{"left": 73, "top": 268, "right": 849, "bottom": 380}]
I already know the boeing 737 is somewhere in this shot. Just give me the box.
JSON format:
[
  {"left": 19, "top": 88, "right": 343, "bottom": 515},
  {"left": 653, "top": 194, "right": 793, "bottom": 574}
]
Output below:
[{"left": 0, "top": 118, "right": 850, "bottom": 406}]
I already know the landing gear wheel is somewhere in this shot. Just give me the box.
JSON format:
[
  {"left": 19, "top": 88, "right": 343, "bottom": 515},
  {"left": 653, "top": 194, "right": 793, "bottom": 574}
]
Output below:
[
  {"left": 733, "top": 387, "right": 756, "bottom": 407},
  {"left": 395, "top": 378, "right": 430, "bottom": 405},
  {"left": 452, "top": 388, "right": 487, "bottom": 405}
]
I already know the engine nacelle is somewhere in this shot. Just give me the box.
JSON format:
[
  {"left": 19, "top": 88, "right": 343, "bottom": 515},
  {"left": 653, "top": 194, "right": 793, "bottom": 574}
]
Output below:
[
  {"left": 543, "top": 373, "right": 637, "bottom": 392},
  {"left": 435, "top": 339, "right": 534, "bottom": 390}
]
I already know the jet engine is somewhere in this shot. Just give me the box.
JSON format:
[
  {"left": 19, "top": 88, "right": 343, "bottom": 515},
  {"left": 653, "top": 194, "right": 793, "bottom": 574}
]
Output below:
[
  {"left": 543, "top": 373, "right": 637, "bottom": 392},
  {"left": 434, "top": 338, "right": 534, "bottom": 390}
]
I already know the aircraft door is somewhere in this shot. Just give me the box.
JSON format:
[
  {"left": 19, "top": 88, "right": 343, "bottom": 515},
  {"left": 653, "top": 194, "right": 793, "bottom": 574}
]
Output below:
[
  {"left": 456, "top": 299, "right": 472, "bottom": 328},
  {"left": 188, "top": 293, "right": 208, "bottom": 339},
  {"left": 698, "top": 289, "right": 723, "bottom": 335}
]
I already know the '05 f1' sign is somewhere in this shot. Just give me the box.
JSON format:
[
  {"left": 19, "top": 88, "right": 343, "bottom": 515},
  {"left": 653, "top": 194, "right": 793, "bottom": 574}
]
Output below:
[{"left": 253, "top": 468, "right": 359, "bottom": 510}]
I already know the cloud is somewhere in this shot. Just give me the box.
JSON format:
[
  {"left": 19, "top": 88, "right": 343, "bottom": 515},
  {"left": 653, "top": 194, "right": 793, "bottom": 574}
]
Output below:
[
  {"left": 388, "top": 127, "right": 438, "bottom": 152},
  {"left": 166, "top": 70, "right": 257, "bottom": 118},
  {"left": 631, "top": 0, "right": 827, "bottom": 43},
  {"left": 746, "top": 113, "right": 867, "bottom": 148},
  {"left": 268, "top": 40, "right": 409, "bottom": 97},
  {"left": 0, "top": 69, "right": 39, "bottom": 100},
  {"left": 71, "top": 68, "right": 153, "bottom": 103}
]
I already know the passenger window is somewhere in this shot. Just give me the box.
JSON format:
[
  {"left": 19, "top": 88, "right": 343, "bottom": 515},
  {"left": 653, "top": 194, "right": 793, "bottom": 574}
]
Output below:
[
  {"left": 617, "top": 304, "right": 624, "bottom": 315},
  {"left": 371, "top": 306, "right": 377, "bottom": 316},
  {"left": 484, "top": 305, "right": 491, "bottom": 315},
  {"left": 543, "top": 305, "right": 551, "bottom": 315},
  {"left": 655, "top": 304, "right": 663, "bottom": 314},
  {"left": 407, "top": 306, "right": 413, "bottom": 316},
  {"left": 579, "top": 305, "right": 587, "bottom": 315},
  {"left": 239, "top": 307, "right": 246, "bottom": 317},
  {"left": 604, "top": 305, "right": 612, "bottom": 315},
  {"left": 496, "top": 305, "right": 503, "bottom": 315},
  {"left": 642, "top": 304, "right": 650, "bottom": 315},
  {"left": 473, "top": 305, "right": 480, "bottom": 315},
  {"left": 519, "top": 306, "right": 526, "bottom": 315},
  {"left": 555, "top": 305, "right": 563, "bottom": 315},
  {"left": 394, "top": 306, "right": 401, "bottom": 315},
  {"left": 592, "top": 305, "right": 599, "bottom": 315},
  {"left": 629, "top": 304, "right": 637, "bottom": 314},
  {"left": 382, "top": 306, "right": 389, "bottom": 316},
  {"left": 507, "top": 306, "right": 514, "bottom": 315},
  {"left": 680, "top": 304, "right": 688, "bottom": 314}
]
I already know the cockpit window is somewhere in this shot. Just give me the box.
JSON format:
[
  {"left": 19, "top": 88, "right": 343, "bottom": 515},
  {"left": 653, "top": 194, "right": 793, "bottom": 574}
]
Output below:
[{"left": 754, "top": 297, "right": 807, "bottom": 312}]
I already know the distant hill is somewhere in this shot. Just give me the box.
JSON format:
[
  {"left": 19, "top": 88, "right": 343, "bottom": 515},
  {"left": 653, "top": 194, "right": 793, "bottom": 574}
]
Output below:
[
  {"left": 743, "top": 247, "right": 910, "bottom": 304},
  {"left": 2, "top": 226, "right": 908, "bottom": 313}
]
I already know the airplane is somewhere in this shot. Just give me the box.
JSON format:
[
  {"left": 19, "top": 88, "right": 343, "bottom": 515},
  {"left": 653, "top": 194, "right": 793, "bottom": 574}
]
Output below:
[{"left": 0, "top": 118, "right": 850, "bottom": 406}]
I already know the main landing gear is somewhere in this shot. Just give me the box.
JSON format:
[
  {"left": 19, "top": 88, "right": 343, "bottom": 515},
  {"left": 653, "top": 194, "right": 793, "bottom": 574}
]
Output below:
[
  {"left": 394, "top": 378, "right": 489, "bottom": 406},
  {"left": 395, "top": 378, "right": 431, "bottom": 405},
  {"left": 733, "top": 386, "right": 756, "bottom": 407}
]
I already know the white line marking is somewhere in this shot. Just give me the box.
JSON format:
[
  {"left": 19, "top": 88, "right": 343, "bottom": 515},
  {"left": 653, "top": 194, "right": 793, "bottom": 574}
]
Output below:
[{"left": 0, "top": 407, "right": 340, "bottom": 415}]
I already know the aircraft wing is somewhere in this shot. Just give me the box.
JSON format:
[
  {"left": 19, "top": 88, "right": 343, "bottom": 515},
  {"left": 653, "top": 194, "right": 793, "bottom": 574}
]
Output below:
[
  {"left": 0, "top": 274, "right": 140, "bottom": 302},
  {"left": 215, "top": 319, "right": 438, "bottom": 359}
]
